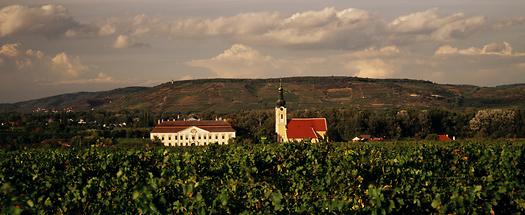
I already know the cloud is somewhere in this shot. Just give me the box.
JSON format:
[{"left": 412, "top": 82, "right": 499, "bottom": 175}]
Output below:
[
  {"left": 51, "top": 52, "right": 87, "bottom": 77},
  {"left": 0, "top": 43, "right": 49, "bottom": 72},
  {"left": 95, "top": 7, "right": 377, "bottom": 49},
  {"left": 345, "top": 46, "right": 400, "bottom": 58},
  {"left": 435, "top": 42, "right": 525, "bottom": 56},
  {"left": 259, "top": 7, "right": 376, "bottom": 47},
  {"left": 188, "top": 42, "right": 525, "bottom": 85},
  {"left": 347, "top": 59, "right": 395, "bottom": 78},
  {"left": 388, "top": 8, "right": 486, "bottom": 41},
  {"left": 0, "top": 43, "right": 23, "bottom": 58},
  {"left": 170, "top": 12, "right": 281, "bottom": 37},
  {"left": 42, "top": 72, "right": 121, "bottom": 85},
  {"left": 9, "top": 4, "right": 495, "bottom": 49},
  {"left": 493, "top": 17, "right": 525, "bottom": 29},
  {"left": 118, "top": 7, "right": 492, "bottom": 48},
  {"left": 188, "top": 44, "right": 402, "bottom": 78},
  {"left": 98, "top": 23, "right": 117, "bottom": 36},
  {"left": 187, "top": 44, "right": 281, "bottom": 78},
  {"left": 0, "top": 4, "right": 84, "bottom": 38},
  {"left": 0, "top": 42, "right": 118, "bottom": 85},
  {"left": 113, "top": 34, "right": 148, "bottom": 48}
]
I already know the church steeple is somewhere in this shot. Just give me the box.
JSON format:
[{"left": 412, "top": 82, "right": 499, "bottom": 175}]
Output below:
[
  {"left": 276, "top": 79, "right": 286, "bottom": 107},
  {"left": 275, "top": 79, "right": 287, "bottom": 143}
]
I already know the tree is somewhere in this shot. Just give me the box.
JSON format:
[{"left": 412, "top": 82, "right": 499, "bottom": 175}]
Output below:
[{"left": 469, "top": 109, "right": 519, "bottom": 138}]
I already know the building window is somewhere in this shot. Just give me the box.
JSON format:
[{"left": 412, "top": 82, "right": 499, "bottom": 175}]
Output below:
[
  {"left": 162, "top": 136, "right": 165, "bottom": 140},
  {"left": 168, "top": 136, "right": 171, "bottom": 140},
  {"left": 281, "top": 114, "right": 283, "bottom": 119},
  {"left": 222, "top": 135, "right": 225, "bottom": 139},
  {"left": 175, "top": 136, "right": 178, "bottom": 140}
]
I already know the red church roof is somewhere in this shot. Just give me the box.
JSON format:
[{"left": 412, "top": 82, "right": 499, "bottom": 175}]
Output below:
[{"left": 286, "top": 118, "right": 327, "bottom": 139}]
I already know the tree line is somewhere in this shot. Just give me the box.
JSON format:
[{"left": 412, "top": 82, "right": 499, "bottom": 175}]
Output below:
[{"left": 1, "top": 108, "right": 525, "bottom": 147}]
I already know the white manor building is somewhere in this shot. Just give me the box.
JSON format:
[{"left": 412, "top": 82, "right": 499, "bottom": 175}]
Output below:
[{"left": 150, "top": 119, "right": 236, "bottom": 146}]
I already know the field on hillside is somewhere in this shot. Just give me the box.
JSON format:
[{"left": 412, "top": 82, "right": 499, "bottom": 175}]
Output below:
[
  {"left": 1, "top": 141, "right": 524, "bottom": 214},
  {"left": 6, "top": 77, "right": 525, "bottom": 113}
]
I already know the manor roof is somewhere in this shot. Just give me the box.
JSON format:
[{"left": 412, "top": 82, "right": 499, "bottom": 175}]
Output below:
[{"left": 151, "top": 120, "right": 235, "bottom": 133}]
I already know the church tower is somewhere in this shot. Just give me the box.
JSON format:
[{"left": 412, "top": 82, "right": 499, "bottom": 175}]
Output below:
[{"left": 275, "top": 80, "right": 287, "bottom": 143}]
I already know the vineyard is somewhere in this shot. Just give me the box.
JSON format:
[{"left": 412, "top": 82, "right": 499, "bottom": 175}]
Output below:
[{"left": 1, "top": 141, "right": 524, "bottom": 214}]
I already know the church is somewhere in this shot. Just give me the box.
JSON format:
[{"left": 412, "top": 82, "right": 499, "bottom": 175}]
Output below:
[
  {"left": 150, "top": 119, "right": 236, "bottom": 146},
  {"left": 275, "top": 81, "right": 328, "bottom": 143}
]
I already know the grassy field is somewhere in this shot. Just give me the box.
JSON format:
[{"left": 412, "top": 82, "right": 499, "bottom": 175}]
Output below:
[{"left": 1, "top": 140, "right": 524, "bottom": 214}]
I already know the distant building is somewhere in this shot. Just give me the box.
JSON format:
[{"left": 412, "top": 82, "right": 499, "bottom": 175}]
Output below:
[
  {"left": 275, "top": 81, "right": 328, "bottom": 143},
  {"left": 437, "top": 134, "right": 455, "bottom": 142},
  {"left": 150, "top": 119, "right": 236, "bottom": 146},
  {"left": 352, "top": 135, "right": 384, "bottom": 142}
]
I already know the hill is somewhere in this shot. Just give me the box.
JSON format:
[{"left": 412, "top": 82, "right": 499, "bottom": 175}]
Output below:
[{"left": 3, "top": 77, "right": 525, "bottom": 113}]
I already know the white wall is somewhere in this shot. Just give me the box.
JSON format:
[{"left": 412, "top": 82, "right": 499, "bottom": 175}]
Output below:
[{"left": 150, "top": 126, "right": 236, "bottom": 146}]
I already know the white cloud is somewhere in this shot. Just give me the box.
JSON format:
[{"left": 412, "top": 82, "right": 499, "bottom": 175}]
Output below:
[
  {"left": 260, "top": 8, "right": 375, "bottom": 47},
  {"left": 0, "top": 43, "right": 22, "bottom": 57},
  {"left": 9, "top": 4, "right": 497, "bottom": 49},
  {"left": 170, "top": 12, "right": 281, "bottom": 37},
  {"left": 51, "top": 52, "right": 86, "bottom": 77},
  {"left": 96, "top": 7, "right": 377, "bottom": 49},
  {"left": 431, "top": 16, "right": 486, "bottom": 41},
  {"left": 187, "top": 44, "right": 281, "bottom": 78},
  {"left": 0, "top": 42, "right": 120, "bottom": 85},
  {"left": 0, "top": 4, "right": 82, "bottom": 38},
  {"left": 188, "top": 44, "right": 402, "bottom": 78},
  {"left": 435, "top": 42, "right": 525, "bottom": 56},
  {"left": 113, "top": 34, "right": 148, "bottom": 48},
  {"left": 348, "top": 59, "right": 395, "bottom": 78},
  {"left": 98, "top": 23, "right": 116, "bottom": 36},
  {"left": 388, "top": 8, "right": 486, "bottom": 41},
  {"left": 109, "top": 7, "right": 492, "bottom": 48}
]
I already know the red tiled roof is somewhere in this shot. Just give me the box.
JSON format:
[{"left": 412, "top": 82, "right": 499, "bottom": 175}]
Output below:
[
  {"left": 151, "top": 120, "right": 235, "bottom": 133},
  {"left": 438, "top": 134, "right": 451, "bottom": 141},
  {"left": 286, "top": 118, "right": 327, "bottom": 139},
  {"left": 157, "top": 120, "right": 231, "bottom": 126}
]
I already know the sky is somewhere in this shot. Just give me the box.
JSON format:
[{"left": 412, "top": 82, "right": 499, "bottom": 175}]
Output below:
[{"left": 0, "top": 0, "right": 524, "bottom": 103}]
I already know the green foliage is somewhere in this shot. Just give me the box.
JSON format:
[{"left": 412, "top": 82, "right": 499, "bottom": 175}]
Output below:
[{"left": 1, "top": 141, "right": 524, "bottom": 214}]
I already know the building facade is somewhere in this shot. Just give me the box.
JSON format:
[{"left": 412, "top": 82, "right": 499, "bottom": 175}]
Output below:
[
  {"left": 150, "top": 120, "right": 236, "bottom": 146},
  {"left": 275, "top": 81, "right": 328, "bottom": 143}
]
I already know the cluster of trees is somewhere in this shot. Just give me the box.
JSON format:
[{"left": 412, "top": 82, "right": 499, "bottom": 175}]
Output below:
[
  {"left": 1, "top": 108, "right": 525, "bottom": 147},
  {"left": 168, "top": 108, "right": 525, "bottom": 142},
  {"left": 0, "top": 110, "right": 154, "bottom": 147}
]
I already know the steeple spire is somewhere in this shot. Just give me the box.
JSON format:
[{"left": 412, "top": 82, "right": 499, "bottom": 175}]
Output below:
[{"left": 276, "top": 79, "right": 286, "bottom": 107}]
